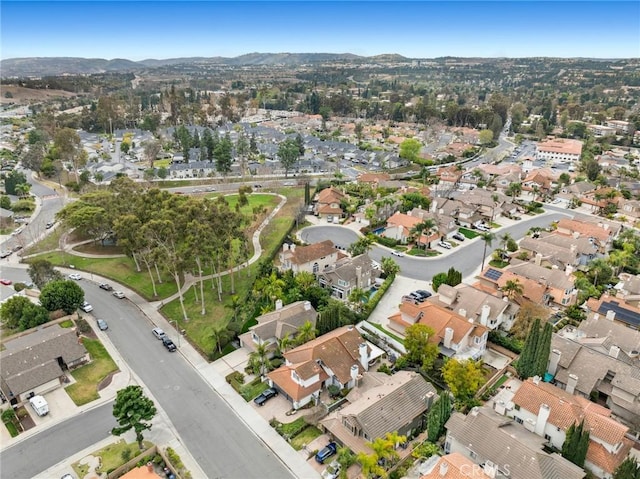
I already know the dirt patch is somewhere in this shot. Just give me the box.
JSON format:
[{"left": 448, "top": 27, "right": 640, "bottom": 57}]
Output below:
[
  {"left": 1, "top": 86, "right": 78, "bottom": 105},
  {"left": 97, "top": 371, "right": 118, "bottom": 391},
  {"left": 74, "top": 243, "right": 124, "bottom": 255},
  {"left": 16, "top": 407, "right": 36, "bottom": 431}
]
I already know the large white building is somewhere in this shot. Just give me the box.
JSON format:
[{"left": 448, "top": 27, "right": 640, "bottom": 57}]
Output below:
[{"left": 535, "top": 138, "right": 583, "bottom": 164}]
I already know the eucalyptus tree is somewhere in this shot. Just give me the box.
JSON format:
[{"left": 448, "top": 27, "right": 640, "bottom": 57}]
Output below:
[{"left": 143, "top": 218, "right": 189, "bottom": 321}]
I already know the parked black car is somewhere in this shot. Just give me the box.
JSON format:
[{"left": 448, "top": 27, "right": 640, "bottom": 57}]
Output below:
[
  {"left": 162, "top": 336, "right": 177, "bottom": 352},
  {"left": 253, "top": 388, "right": 278, "bottom": 406}
]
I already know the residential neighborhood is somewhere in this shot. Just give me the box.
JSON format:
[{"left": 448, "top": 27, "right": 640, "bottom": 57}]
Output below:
[{"left": 1, "top": 31, "right": 640, "bottom": 479}]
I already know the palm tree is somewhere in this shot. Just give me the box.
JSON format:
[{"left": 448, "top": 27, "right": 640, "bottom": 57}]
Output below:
[
  {"left": 348, "top": 287, "right": 369, "bottom": 313},
  {"left": 295, "top": 320, "right": 317, "bottom": 345},
  {"left": 501, "top": 279, "right": 523, "bottom": 300},
  {"left": 381, "top": 257, "right": 400, "bottom": 277},
  {"left": 254, "top": 271, "right": 285, "bottom": 307},
  {"left": 276, "top": 332, "right": 292, "bottom": 356},
  {"left": 356, "top": 452, "right": 384, "bottom": 479},
  {"left": 15, "top": 182, "right": 31, "bottom": 198},
  {"left": 224, "top": 294, "right": 242, "bottom": 322},
  {"left": 211, "top": 327, "right": 230, "bottom": 355},
  {"left": 248, "top": 342, "right": 272, "bottom": 377},
  {"left": 499, "top": 232, "right": 513, "bottom": 251},
  {"left": 507, "top": 182, "right": 522, "bottom": 200},
  {"left": 410, "top": 218, "right": 437, "bottom": 249},
  {"left": 480, "top": 232, "right": 496, "bottom": 272}
]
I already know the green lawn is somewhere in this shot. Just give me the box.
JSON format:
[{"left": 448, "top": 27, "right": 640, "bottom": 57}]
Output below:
[
  {"left": 3, "top": 421, "right": 18, "bottom": 437},
  {"left": 458, "top": 227, "right": 480, "bottom": 239},
  {"left": 368, "top": 322, "right": 405, "bottom": 344},
  {"left": 65, "top": 338, "right": 119, "bottom": 406},
  {"left": 494, "top": 374, "right": 509, "bottom": 389},
  {"left": 24, "top": 252, "right": 178, "bottom": 301},
  {"left": 72, "top": 440, "right": 153, "bottom": 478},
  {"left": 290, "top": 426, "right": 323, "bottom": 450},
  {"left": 24, "top": 227, "right": 64, "bottom": 256},
  {"left": 489, "top": 260, "right": 509, "bottom": 268},
  {"left": 219, "top": 193, "right": 279, "bottom": 216},
  {"left": 240, "top": 378, "right": 269, "bottom": 402},
  {"left": 160, "top": 188, "right": 305, "bottom": 356}
]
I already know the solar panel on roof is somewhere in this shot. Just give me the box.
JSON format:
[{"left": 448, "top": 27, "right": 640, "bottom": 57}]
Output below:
[
  {"left": 485, "top": 268, "right": 504, "bottom": 281},
  {"left": 598, "top": 301, "right": 640, "bottom": 328}
]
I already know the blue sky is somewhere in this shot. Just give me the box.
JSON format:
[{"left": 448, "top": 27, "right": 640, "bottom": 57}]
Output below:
[{"left": 1, "top": 1, "right": 639, "bottom": 60}]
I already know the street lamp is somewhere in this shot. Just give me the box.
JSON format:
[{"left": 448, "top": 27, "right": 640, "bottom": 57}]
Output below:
[{"left": 172, "top": 320, "right": 181, "bottom": 348}]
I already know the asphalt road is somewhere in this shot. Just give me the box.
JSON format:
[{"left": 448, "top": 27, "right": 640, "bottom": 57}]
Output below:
[
  {"left": 0, "top": 277, "right": 294, "bottom": 479},
  {"left": 0, "top": 402, "right": 114, "bottom": 479},
  {"left": 300, "top": 210, "right": 573, "bottom": 281}
]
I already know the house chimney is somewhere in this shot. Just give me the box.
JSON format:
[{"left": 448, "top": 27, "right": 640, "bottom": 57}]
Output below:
[
  {"left": 570, "top": 244, "right": 577, "bottom": 253},
  {"left": 290, "top": 243, "right": 296, "bottom": 252},
  {"left": 444, "top": 327, "right": 454, "bottom": 349},
  {"left": 424, "top": 391, "right": 436, "bottom": 409},
  {"left": 480, "top": 304, "right": 491, "bottom": 327},
  {"left": 532, "top": 375, "right": 540, "bottom": 385},
  {"left": 350, "top": 364, "right": 359, "bottom": 383},
  {"left": 439, "top": 461, "right": 448, "bottom": 477},
  {"left": 565, "top": 264, "right": 574, "bottom": 276},
  {"left": 356, "top": 266, "right": 362, "bottom": 289},
  {"left": 359, "top": 342, "right": 369, "bottom": 371},
  {"left": 566, "top": 374, "right": 578, "bottom": 394},
  {"left": 535, "top": 404, "right": 551, "bottom": 436},
  {"left": 275, "top": 299, "right": 283, "bottom": 310},
  {"left": 548, "top": 349, "right": 561, "bottom": 376},
  {"left": 606, "top": 310, "right": 616, "bottom": 321},
  {"left": 458, "top": 308, "right": 467, "bottom": 319},
  {"left": 304, "top": 301, "right": 311, "bottom": 311},
  {"left": 609, "top": 345, "right": 620, "bottom": 358},
  {"left": 535, "top": 253, "right": 543, "bottom": 266}
]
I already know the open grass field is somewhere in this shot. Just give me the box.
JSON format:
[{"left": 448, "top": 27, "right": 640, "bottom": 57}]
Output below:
[
  {"left": 162, "top": 188, "right": 305, "bottom": 356},
  {"left": 65, "top": 338, "right": 118, "bottom": 406},
  {"left": 24, "top": 252, "right": 178, "bottom": 300}
]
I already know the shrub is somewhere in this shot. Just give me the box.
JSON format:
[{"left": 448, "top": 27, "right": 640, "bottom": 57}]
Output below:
[
  {"left": 1, "top": 408, "right": 16, "bottom": 423},
  {"left": 75, "top": 317, "right": 92, "bottom": 335},
  {"left": 121, "top": 448, "right": 132, "bottom": 462},
  {"left": 488, "top": 331, "right": 523, "bottom": 354}
]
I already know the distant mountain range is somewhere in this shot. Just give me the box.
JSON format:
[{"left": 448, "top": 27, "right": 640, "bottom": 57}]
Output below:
[{"left": 0, "top": 53, "right": 409, "bottom": 77}]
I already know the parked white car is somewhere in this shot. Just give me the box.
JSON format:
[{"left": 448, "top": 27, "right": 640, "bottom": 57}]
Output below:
[
  {"left": 68, "top": 273, "right": 82, "bottom": 280},
  {"left": 438, "top": 241, "right": 452, "bottom": 249},
  {"left": 79, "top": 301, "right": 93, "bottom": 313}
]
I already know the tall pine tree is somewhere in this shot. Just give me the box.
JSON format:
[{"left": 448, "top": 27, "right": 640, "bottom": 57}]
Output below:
[
  {"left": 516, "top": 318, "right": 541, "bottom": 379},
  {"left": 534, "top": 322, "right": 553, "bottom": 377},
  {"left": 426, "top": 393, "right": 452, "bottom": 442},
  {"left": 562, "top": 420, "right": 590, "bottom": 468},
  {"left": 614, "top": 457, "right": 640, "bottom": 479}
]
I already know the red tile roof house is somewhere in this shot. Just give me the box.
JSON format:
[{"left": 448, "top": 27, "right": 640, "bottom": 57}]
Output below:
[
  {"left": 382, "top": 211, "right": 438, "bottom": 246},
  {"left": 278, "top": 239, "right": 341, "bottom": 275},
  {"left": 267, "top": 325, "right": 375, "bottom": 410},
  {"left": 555, "top": 218, "right": 617, "bottom": 253},
  {"left": 496, "top": 377, "right": 633, "bottom": 479},
  {"left": 0, "top": 324, "right": 89, "bottom": 406},
  {"left": 314, "top": 186, "right": 347, "bottom": 221},
  {"left": 357, "top": 172, "right": 391, "bottom": 187},
  {"left": 388, "top": 302, "right": 488, "bottom": 360}
]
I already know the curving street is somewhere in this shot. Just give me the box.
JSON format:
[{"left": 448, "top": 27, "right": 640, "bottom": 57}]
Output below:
[{"left": 300, "top": 210, "right": 572, "bottom": 280}]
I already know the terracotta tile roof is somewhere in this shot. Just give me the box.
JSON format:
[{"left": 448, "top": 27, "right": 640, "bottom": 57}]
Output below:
[
  {"left": 481, "top": 268, "right": 547, "bottom": 304},
  {"left": 556, "top": 218, "right": 612, "bottom": 242},
  {"left": 389, "top": 302, "right": 487, "bottom": 345},
  {"left": 537, "top": 138, "right": 583, "bottom": 156},
  {"left": 317, "top": 205, "right": 343, "bottom": 215},
  {"left": 267, "top": 364, "right": 327, "bottom": 402},
  {"left": 421, "top": 453, "right": 493, "bottom": 479},
  {"left": 280, "top": 326, "right": 367, "bottom": 384},
  {"left": 317, "top": 186, "right": 346, "bottom": 204},
  {"left": 386, "top": 211, "right": 422, "bottom": 229},
  {"left": 358, "top": 173, "right": 391, "bottom": 183},
  {"left": 513, "top": 379, "right": 628, "bottom": 445},
  {"left": 586, "top": 437, "right": 633, "bottom": 474},
  {"left": 286, "top": 240, "right": 336, "bottom": 265}
]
